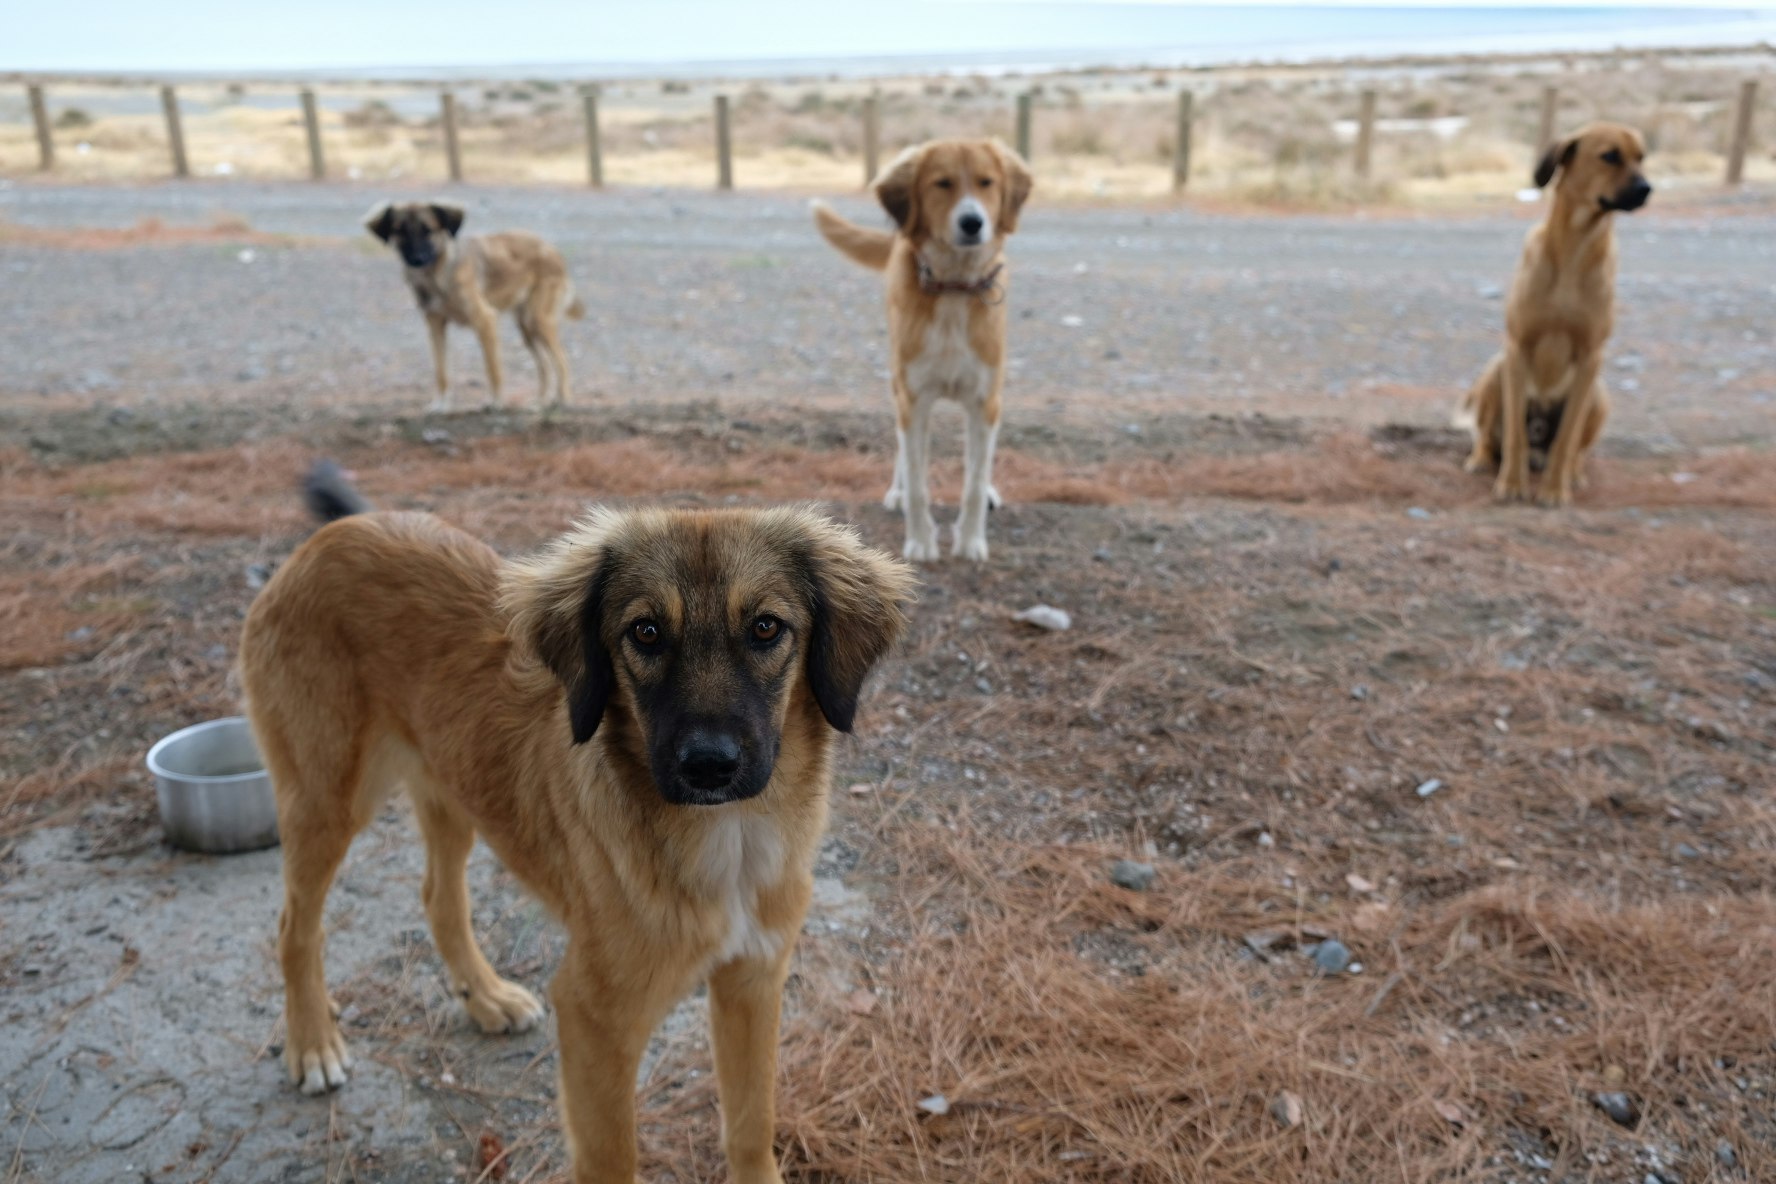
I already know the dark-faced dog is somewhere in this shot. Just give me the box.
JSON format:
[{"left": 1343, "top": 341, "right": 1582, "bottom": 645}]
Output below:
[
  {"left": 365, "top": 201, "right": 584, "bottom": 411},
  {"left": 241, "top": 477, "right": 916, "bottom": 1184},
  {"left": 1457, "top": 122, "right": 1652, "bottom": 505}
]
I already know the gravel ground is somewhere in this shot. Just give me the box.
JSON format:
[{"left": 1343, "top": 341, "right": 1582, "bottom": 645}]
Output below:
[{"left": 3, "top": 180, "right": 1773, "bottom": 446}]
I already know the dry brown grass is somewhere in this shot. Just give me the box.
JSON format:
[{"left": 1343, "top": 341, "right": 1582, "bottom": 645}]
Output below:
[{"left": 628, "top": 822, "right": 1776, "bottom": 1183}]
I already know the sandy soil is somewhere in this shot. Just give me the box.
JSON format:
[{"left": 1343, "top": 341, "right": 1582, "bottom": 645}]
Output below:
[{"left": 2, "top": 184, "right": 1774, "bottom": 1183}]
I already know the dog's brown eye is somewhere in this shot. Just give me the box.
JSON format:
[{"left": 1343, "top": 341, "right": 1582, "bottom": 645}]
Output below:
[
  {"left": 632, "top": 620, "right": 661, "bottom": 646},
  {"left": 751, "top": 616, "right": 782, "bottom": 643},
  {"left": 1602, "top": 149, "right": 1623, "bottom": 166},
  {"left": 935, "top": 178, "right": 954, "bottom": 190},
  {"left": 978, "top": 177, "right": 993, "bottom": 187}
]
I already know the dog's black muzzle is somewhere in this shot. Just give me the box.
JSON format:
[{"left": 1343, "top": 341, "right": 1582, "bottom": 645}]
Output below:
[
  {"left": 1603, "top": 177, "right": 1652, "bottom": 212},
  {"left": 654, "top": 725, "right": 775, "bottom": 806}
]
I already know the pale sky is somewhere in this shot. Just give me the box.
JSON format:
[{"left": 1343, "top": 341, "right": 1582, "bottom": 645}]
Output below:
[{"left": 9, "top": 2, "right": 1774, "bottom": 73}]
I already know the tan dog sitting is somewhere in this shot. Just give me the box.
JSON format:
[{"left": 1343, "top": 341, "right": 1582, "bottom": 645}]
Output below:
[
  {"left": 1457, "top": 123, "right": 1652, "bottom": 506},
  {"left": 812, "top": 139, "right": 1033, "bottom": 562},
  {"left": 365, "top": 200, "right": 584, "bottom": 411}
]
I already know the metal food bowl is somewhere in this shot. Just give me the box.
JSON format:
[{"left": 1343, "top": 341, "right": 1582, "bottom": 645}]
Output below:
[{"left": 146, "top": 716, "right": 279, "bottom": 854}]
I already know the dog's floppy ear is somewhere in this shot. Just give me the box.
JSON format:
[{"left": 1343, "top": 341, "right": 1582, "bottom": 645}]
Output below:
[
  {"left": 502, "top": 511, "right": 622, "bottom": 744},
  {"left": 789, "top": 512, "right": 918, "bottom": 733},
  {"left": 873, "top": 145, "right": 925, "bottom": 238},
  {"left": 364, "top": 201, "right": 398, "bottom": 242},
  {"left": 429, "top": 201, "right": 466, "bottom": 237},
  {"left": 1534, "top": 137, "right": 1578, "bottom": 189},
  {"left": 991, "top": 140, "right": 1034, "bottom": 235}
]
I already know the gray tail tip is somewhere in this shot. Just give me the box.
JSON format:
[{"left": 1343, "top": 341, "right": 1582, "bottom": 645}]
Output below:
[{"left": 303, "top": 459, "right": 370, "bottom": 523}]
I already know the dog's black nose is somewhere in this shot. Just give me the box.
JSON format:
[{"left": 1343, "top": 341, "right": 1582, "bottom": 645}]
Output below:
[
  {"left": 958, "top": 211, "right": 984, "bottom": 237},
  {"left": 677, "top": 731, "right": 742, "bottom": 791},
  {"left": 1630, "top": 177, "right": 1652, "bottom": 202}
]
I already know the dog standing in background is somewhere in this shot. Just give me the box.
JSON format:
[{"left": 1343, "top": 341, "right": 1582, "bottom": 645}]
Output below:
[
  {"left": 242, "top": 466, "right": 915, "bottom": 1184},
  {"left": 1457, "top": 122, "right": 1652, "bottom": 506},
  {"left": 812, "top": 139, "right": 1032, "bottom": 561},
  {"left": 365, "top": 201, "right": 583, "bottom": 411}
]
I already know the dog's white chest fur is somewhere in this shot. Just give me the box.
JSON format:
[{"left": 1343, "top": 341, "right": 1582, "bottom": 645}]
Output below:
[
  {"left": 906, "top": 298, "right": 992, "bottom": 405},
  {"left": 694, "top": 813, "right": 788, "bottom": 966}
]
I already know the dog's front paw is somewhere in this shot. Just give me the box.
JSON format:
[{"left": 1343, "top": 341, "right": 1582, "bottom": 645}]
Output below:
[
  {"left": 286, "top": 1018, "right": 352, "bottom": 1095},
  {"left": 986, "top": 485, "right": 1004, "bottom": 512},
  {"left": 953, "top": 533, "right": 990, "bottom": 562},
  {"left": 1492, "top": 474, "right": 1529, "bottom": 502},
  {"left": 883, "top": 486, "right": 905, "bottom": 512},
  {"left": 1462, "top": 452, "right": 1493, "bottom": 475},
  {"left": 463, "top": 978, "right": 545, "bottom": 1035},
  {"left": 903, "top": 531, "right": 941, "bottom": 563},
  {"left": 426, "top": 396, "right": 453, "bottom": 414},
  {"left": 1536, "top": 484, "right": 1573, "bottom": 509}
]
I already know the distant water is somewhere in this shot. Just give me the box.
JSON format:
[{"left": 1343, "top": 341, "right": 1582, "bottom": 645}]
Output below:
[{"left": 290, "top": 7, "right": 1776, "bottom": 83}]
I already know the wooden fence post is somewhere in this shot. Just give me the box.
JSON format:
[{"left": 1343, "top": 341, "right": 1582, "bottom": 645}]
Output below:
[
  {"left": 1726, "top": 79, "right": 1757, "bottom": 186},
  {"left": 1537, "top": 85, "right": 1558, "bottom": 154},
  {"left": 27, "top": 84, "right": 53, "bottom": 171},
  {"left": 299, "top": 89, "right": 325, "bottom": 180},
  {"left": 714, "top": 94, "right": 733, "bottom": 190},
  {"left": 1354, "top": 89, "right": 1376, "bottom": 179},
  {"left": 1015, "top": 91, "right": 1033, "bottom": 161},
  {"left": 583, "top": 87, "right": 604, "bottom": 187},
  {"left": 1172, "top": 89, "right": 1193, "bottom": 193},
  {"left": 440, "top": 91, "right": 463, "bottom": 182},
  {"left": 160, "top": 85, "right": 189, "bottom": 178},
  {"left": 862, "top": 91, "right": 880, "bottom": 186}
]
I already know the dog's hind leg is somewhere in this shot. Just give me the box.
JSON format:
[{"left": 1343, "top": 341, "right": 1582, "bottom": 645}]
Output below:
[
  {"left": 410, "top": 791, "right": 545, "bottom": 1034},
  {"left": 1461, "top": 353, "right": 1503, "bottom": 474},
  {"left": 265, "top": 737, "right": 364, "bottom": 1095},
  {"left": 516, "top": 314, "right": 555, "bottom": 408}
]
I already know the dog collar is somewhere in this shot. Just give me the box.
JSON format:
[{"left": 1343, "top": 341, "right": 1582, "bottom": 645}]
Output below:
[{"left": 916, "top": 258, "right": 1005, "bottom": 302}]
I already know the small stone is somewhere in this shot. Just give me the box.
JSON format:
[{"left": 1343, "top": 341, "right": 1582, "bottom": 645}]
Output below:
[
  {"left": 1590, "top": 1091, "right": 1638, "bottom": 1128},
  {"left": 1478, "top": 282, "right": 1503, "bottom": 299},
  {"left": 1269, "top": 1090, "right": 1303, "bottom": 1128},
  {"left": 1674, "top": 843, "right": 1700, "bottom": 860},
  {"left": 66, "top": 625, "right": 94, "bottom": 642},
  {"left": 1013, "top": 604, "right": 1071, "bottom": 632},
  {"left": 245, "top": 562, "right": 273, "bottom": 590},
  {"left": 1092, "top": 547, "right": 1112, "bottom": 563},
  {"left": 916, "top": 1093, "right": 950, "bottom": 1116},
  {"left": 1256, "top": 831, "right": 1275, "bottom": 848},
  {"left": 1716, "top": 1140, "right": 1738, "bottom": 1169},
  {"left": 422, "top": 427, "right": 453, "bottom": 444},
  {"left": 1350, "top": 684, "right": 1369, "bottom": 700},
  {"left": 1344, "top": 873, "right": 1376, "bottom": 894},
  {"left": 1311, "top": 939, "right": 1352, "bottom": 976},
  {"left": 1109, "top": 860, "right": 1156, "bottom": 892},
  {"left": 1406, "top": 506, "right": 1432, "bottom": 520},
  {"left": 106, "top": 406, "right": 135, "bottom": 425},
  {"left": 1415, "top": 778, "right": 1444, "bottom": 798}
]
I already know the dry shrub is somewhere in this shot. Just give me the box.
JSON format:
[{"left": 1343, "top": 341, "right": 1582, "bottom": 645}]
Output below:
[{"left": 646, "top": 825, "right": 1776, "bottom": 1182}]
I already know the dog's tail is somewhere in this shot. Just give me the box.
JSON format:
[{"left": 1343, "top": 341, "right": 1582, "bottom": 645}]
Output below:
[
  {"left": 564, "top": 283, "right": 586, "bottom": 320},
  {"left": 1450, "top": 386, "right": 1479, "bottom": 431},
  {"left": 303, "top": 459, "right": 371, "bottom": 523},
  {"left": 811, "top": 200, "right": 893, "bottom": 271}
]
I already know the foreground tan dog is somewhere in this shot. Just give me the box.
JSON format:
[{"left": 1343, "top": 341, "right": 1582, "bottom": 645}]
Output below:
[
  {"left": 365, "top": 200, "right": 584, "bottom": 410},
  {"left": 812, "top": 138, "right": 1033, "bottom": 561},
  {"left": 1457, "top": 122, "right": 1652, "bottom": 506},
  {"left": 241, "top": 475, "right": 915, "bottom": 1183}
]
